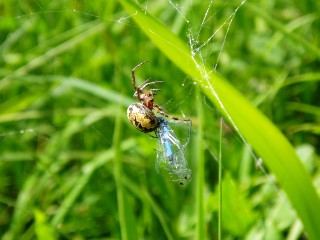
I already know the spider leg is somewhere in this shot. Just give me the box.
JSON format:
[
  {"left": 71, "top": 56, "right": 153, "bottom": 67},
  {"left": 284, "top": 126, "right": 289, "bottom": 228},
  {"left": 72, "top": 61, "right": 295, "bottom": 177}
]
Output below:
[
  {"left": 153, "top": 104, "right": 179, "bottom": 120},
  {"left": 150, "top": 89, "right": 161, "bottom": 95},
  {"left": 137, "top": 78, "right": 151, "bottom": 90},
  {"left": 135, "top": 88, "right": 141, "bottom": 100},
  {"left": 132, "top": 60, "right": 149, "bottom": 90},
  {"left": 154, "top": 104, "right": 192, "bottom": 123},
  {"left": 139, "top": 80, "right": 164, "bottom": 91}
]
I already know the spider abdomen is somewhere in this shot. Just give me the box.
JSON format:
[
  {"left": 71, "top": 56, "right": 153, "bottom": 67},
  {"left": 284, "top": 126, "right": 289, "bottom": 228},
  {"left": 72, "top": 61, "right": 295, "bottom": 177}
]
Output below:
[{"left": 127, "top": 103, "right": 158, "bottom": 133}]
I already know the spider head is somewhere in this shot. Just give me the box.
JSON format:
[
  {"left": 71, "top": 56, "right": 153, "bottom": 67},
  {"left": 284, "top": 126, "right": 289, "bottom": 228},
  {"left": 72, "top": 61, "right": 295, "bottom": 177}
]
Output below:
[{"left": 134, "top": 89, "right": 155, "bottom": 109}]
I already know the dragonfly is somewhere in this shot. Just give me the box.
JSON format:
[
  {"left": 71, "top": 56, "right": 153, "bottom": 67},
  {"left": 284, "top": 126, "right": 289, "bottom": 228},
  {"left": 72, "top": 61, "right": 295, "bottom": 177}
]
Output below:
[{"left": 155, "top": 117, "right": 192, "bottom": 185}]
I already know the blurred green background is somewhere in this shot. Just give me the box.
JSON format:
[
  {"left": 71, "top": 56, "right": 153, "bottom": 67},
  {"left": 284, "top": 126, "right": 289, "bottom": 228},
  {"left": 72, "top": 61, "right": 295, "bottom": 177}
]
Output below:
[{"left": 1, "top": 0, "right": 320, "bottom": 239}]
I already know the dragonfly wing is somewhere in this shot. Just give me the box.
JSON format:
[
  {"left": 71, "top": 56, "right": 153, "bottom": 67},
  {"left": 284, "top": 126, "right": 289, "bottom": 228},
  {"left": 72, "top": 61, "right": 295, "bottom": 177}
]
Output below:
[{"left": 155, "top": 122, "right": 192, "bottom": 185}]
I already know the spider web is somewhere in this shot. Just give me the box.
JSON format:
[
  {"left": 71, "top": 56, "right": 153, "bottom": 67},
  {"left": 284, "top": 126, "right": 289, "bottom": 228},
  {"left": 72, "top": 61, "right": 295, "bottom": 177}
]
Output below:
[
  {"left": 0, "top": 0, "right": 274, "bottom": 181},
  {"left": 0, "top": 0, "right": 277, "bottom": 236},
  {"left": 182, "top": 0, "right": 269, "bottom": 174},
  {"left": 131, "top": 0, "right": 276, "bottom": 186},
  {"left": 0, "top": 0, "right": 275, "bottom": 173},
  {"left": 133, "top": 0, "right": 267, "bottom": 172},
  {"left": 129, "top": 0, "right": 280, "bottom": 234}
]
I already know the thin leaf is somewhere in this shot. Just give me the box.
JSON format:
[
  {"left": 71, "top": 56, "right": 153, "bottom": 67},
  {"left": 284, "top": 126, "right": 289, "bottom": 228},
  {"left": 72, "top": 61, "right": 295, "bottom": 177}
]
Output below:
[{"left": 118, "top": 1, "right": 320, "bottom": 239}]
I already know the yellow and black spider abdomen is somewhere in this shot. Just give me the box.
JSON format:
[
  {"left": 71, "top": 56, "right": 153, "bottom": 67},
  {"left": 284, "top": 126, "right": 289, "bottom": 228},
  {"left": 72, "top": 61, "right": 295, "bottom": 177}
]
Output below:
[{"left": 127, "top": 103, "right": 158, "bottom": 133}]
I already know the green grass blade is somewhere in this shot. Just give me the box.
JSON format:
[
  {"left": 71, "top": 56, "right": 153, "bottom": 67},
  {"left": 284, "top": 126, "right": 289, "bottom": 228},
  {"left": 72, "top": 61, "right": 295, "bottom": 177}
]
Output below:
[
  {"left": 2, "top": 173, "right": 39, "bottom": 240},
  {"left": 34, "top": 209, "right": 56, "bottom": 240},
  {"left": 113, "top": 107, "right": 138, "bottom": 240},
  {"left": 122, "top": 176, "right": 174, "bottom": 240},
  {"left": 0, "top": 21, "right": 106, "bottom": 90},
  {"left": 218, "top": 118, "right": 223, "bottom": 240},
  {"left": 118, "top": 1, "right": 320, "bottom": 239},
  {"left": 195, "top": 92, "right": 205, "bottom": 240},
  {"left": 246, "top": 3, "right": 320, "bottom": 59}
]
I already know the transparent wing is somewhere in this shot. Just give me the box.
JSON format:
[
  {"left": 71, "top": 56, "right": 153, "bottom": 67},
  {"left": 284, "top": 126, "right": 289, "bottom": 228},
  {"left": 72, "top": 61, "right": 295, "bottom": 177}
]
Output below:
[
  {"left": 166, "top": 119, "right": 192, "bottom": 148},
  {"left": 155, "top": 119, "right": 192, "bottom": 185}
]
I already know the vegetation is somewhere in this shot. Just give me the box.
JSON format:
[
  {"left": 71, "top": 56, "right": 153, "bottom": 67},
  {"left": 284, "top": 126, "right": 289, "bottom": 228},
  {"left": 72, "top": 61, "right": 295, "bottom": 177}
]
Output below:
[{"left": 0, "top": 0, "right": 319, "bottom": 239}]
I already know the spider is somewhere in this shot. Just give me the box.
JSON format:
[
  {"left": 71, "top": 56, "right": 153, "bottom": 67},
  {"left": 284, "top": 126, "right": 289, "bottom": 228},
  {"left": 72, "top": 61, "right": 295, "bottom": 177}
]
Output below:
[
  {"left": 127, "top": 61, "right": 192, "bottom": 185},
  {"left": 127, "top": 60, "right": 191, "bottom": 133}
]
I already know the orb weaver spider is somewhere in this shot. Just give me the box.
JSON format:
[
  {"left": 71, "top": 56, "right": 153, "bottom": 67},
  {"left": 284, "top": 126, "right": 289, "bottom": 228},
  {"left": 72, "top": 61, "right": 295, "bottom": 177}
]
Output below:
[
  {"left": 127, "top": 60, "right": 191, "bottom": 133},
  {"left": 127, "top": 61, "right": 192, "bottom": 185}
]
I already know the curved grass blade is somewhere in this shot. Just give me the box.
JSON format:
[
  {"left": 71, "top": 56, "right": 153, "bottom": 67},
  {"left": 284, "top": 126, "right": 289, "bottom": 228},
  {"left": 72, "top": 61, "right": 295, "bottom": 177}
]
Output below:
[{"left": 118, "top": 0, "right": 320, "bottom": 239}]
